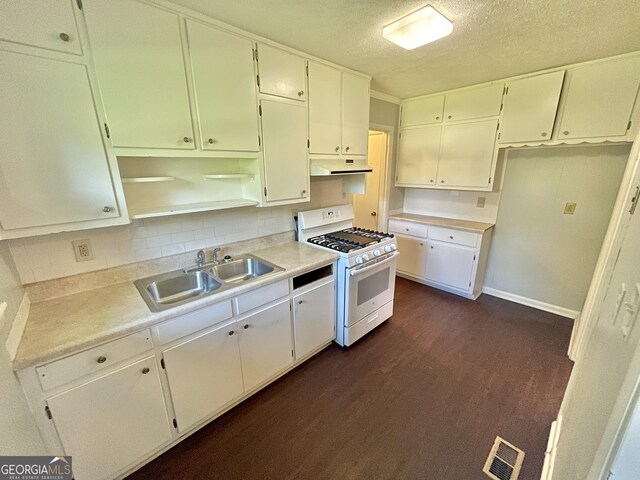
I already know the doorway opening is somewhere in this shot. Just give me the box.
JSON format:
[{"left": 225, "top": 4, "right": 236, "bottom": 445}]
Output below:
[{"left": 353, "top": 129, "right": 390, "bottom": 230}]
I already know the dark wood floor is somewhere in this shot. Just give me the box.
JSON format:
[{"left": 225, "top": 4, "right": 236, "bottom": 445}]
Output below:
[{"left": 129, "top": 277, "right": 574, "bottom": 480}]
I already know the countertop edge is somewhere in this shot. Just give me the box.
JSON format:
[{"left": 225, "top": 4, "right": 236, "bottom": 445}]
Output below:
[{"left": 389, "top": 213, "right": 495, "bottom": 233}]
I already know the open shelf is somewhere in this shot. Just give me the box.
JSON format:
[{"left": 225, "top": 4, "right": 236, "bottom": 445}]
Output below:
[
  {"left": 203, "top": 173, "right": 255, "bottom": 180},
  {"left": 128, "top": 199, "right": 259, "bottom": 219},
  {"left": 121, "top": 176, "right": 175, "bottom": 184}
]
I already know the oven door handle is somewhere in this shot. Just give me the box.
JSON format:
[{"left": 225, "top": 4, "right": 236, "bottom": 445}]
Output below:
[{"left": 349, "top": 251, "right": 399, "bottom": 277}]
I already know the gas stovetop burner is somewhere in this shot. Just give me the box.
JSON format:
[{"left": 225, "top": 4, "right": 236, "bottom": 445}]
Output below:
[{"left": 307, "top": 227, "right": 395, "bottom": 254}]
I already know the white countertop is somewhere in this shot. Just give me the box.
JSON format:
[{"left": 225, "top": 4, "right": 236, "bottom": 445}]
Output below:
[
  {"left": 12, "top": 242, "right": 338, "bottom": 370},
  {"left": 389, "top": 213, "right": 495, "bottom": 233}
]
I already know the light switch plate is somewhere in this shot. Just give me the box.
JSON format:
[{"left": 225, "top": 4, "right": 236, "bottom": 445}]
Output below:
[{"left": 564, "top": 202, "right": 577, "bottom": 215}]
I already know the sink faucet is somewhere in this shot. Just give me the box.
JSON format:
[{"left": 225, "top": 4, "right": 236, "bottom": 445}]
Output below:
[
  {"left": 212, "top": 247, "right": 221, "bottom": 263},
  {"left": 196, "top": 250, "right": 205, "bottom": 268}
]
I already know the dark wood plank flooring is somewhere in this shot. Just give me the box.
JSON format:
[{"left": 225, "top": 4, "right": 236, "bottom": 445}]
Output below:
[{"left": 128, "top": 277, "right": 573, "bottom": 480}]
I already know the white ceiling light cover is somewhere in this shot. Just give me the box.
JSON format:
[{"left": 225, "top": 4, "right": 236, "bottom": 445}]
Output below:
[{"left": 383, "top": 5, "right": 453, "bottom": 50}]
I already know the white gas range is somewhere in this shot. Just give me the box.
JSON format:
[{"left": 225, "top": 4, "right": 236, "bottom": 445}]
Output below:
[{"left": 297, "top": 204, "right": 398, "bottom": 346}]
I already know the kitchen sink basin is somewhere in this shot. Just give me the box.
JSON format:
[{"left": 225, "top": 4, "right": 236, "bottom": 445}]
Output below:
[
  {"left": 134, "top": 254, "right": 283, "bottom": 311},
  {"left": 210, "top": 256, "right": 279, "bottom": 283},
  {"left": 135, "top": 270, "right": 222, "bottom": 312}
]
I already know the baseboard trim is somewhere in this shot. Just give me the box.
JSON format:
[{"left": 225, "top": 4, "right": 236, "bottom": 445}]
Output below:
[{"left": 482, "top": 287, "right": 580, "bottom": 319}]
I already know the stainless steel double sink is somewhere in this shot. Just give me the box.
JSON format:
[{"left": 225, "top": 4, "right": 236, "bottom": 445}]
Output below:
[{"left": 134, "top": 254, "right": 283, "bottom": 312}]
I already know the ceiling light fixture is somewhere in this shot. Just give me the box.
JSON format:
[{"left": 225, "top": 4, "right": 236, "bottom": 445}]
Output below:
[{"left": 383, "top": 5, "right": 453, "bottom": 50}]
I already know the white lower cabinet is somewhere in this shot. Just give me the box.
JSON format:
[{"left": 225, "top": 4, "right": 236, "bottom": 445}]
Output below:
[
  {"left": 390, "top": 218, "right": 493, "bottom": 299},
  {"left": 424, "top": 240, "right": 476, "bottom": 291},
  {"left": 238, "top": 299, "right": 293, "bottom": 391},
  {"left": 293, "top": 279, "right": 336, "bottom": 359},
  {"left": 162, "top": 319, "right": 244, "bottom": 432},
  {"left": 46, "top": 356, "right": 171, "bottom": 480}
]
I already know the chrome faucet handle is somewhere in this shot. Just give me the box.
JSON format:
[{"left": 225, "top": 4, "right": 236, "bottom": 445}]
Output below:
[
  {"left": 196, "top": 250, "right": 205, "bottom": 268},
  {"left": 212, "top": 247, "right": 221, "bottom": 263}
]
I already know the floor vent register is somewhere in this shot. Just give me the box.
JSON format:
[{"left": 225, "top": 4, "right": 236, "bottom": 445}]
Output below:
[{"left": 483, "top": 436, "right": 525, "bottom": 480}]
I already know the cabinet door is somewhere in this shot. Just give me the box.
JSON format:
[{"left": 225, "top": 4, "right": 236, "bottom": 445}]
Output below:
[
  {"left": 84, "top": 0, "right": 194, "bottom": 149},
  {"left": 260, "top": 99, "right": 309, "bottom": 202},
  {"left": 47, "top": 357, "right": 171, "bottom": 480},
  {"left": 342, "top": 72, "right": 370, "bottom": 156},
  {"left": 257, "top": 44, "right": 306, "bottom": 101},
  {"left": 293, "top": 280, "right": 335, "bottom": 359},
  {"left": 186, "top": 20, "right": 259, "bottom": 152},
  {"left": 437, "top": 119, "right": 498, "bottom": 188},
  {"left": 162, "top": 319, "right": 244, "bottom": 432},
  {"left": 238, "top": 300, "right": 293, "bottom": 391},
  {"left": 499, "top": 70, "right": 565, "bottom": 143},
  {"left": 0, "top": 51, "right": 120, "bottom": 230},
  {"left": 396, "top": 235, "right": 428, "bottom": 278},
  {"left": 401, "top": 95, "right": 445, "bottom": 127},
  {"left": 0, "top": 0, "right": 82, "bottom": 55},
  {"left": 444, "top": 83, "right": 504, "bottom": 122},
  {"left": 559, "top": 56, "right": 640, "bottom": 139},
  {"left": 425, "top": 240, "right": 475, "bottom": 291},
  {"left": 308, "top": 61, "right": 342, "bottom": 154},
  {"left": 396, "top": 125, "right": 441, "bottom": 186}
]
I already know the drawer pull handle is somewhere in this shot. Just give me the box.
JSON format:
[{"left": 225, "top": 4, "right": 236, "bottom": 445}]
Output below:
[
  {"left": 243, "top": 324, "right": 250, "bottom": 329},
  {"left": 449, "top": 235, "right": 454, "bottom": 239},
  {"left": 405, "top": 228, "right": 409, "bottom": 232},
  {"left": 59, "top": 32, "right": 70, "bottom": 42},
  {"left": 298, "top": 300, "right": 304, "bottom": 304},
  {"left": 228, "top": 330, "right": 235, "bottom": 336},
  {"left": 97, "top": 356, "right": 107, "bottom": 364},
  {"left": 142, "top": 367, "right": 150, "bottom": 375}
]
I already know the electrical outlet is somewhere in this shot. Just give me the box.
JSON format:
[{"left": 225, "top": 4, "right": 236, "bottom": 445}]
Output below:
[
  {"left": 477, "top": 196, "right": 486, "bottom": 208},
  {"left": 72, "top": 239, "right": 95, "bottom": 262},
  {"left": 564, "top": 202, "right": 577, "bottom": 215}
]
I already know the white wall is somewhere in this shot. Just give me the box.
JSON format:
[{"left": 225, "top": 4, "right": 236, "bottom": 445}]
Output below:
[
  {"left": 403, "top": 188, "right": 502, "bottom": 223},
  {"left": 484, "top": 144, "right": 629, "bottom": 312},
  {"left": 611, "top": 395, "right": 640, "bottom": 479},
  {"left": 8, "top": 177, "right": 349, "bottom": 284},
  {"left": 0, "top": 242, "right": 47, "bottom": 455}
]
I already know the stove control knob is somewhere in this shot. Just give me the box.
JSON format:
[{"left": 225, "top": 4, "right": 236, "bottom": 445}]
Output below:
[
  {"left": 362, "top": 254, "right": 369, "bottom": 262},
  {"left": 384, "top": 245, "right": 392, "bottom": 253},
  {"left": 373, "top": 249, "right": 381, "bottom": 257},
  {"left": 389, "top": 244, "right": 397, "bottom": 251},
  {"left": 355, "top": 256, "right": 364, "bottom": 265}
]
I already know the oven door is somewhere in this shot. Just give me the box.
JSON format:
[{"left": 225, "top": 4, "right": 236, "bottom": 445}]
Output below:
[{"left": 345, "top": 251, "right": 398, "bottom": 326}]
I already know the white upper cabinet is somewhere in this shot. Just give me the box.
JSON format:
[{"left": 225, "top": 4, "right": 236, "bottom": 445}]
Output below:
[
  {"left": 257, "top": 43, "right": 306, "bottom": 101},
  {"left": 499, "top": 70, "right": 565, "bottom": 143},
  {"left": 0, "top": 0, "right": 82, "bottom": 55},
  {"left": 342, "top": 72, "right": 370, "bottom": 156},
  {"left": 260, "top": 99, "right": 309, "bottom": 203},
  {"left": 443, "top": 83, "right": 504, "bottom": 122},
  {"left": 186, "top": 20, "right": 259, "bottom": 152},
  {"left": 0, "top": 51, "right": 122, "bottom": 233},
  {"left": 396, "top": 125, "right": 441, "bottom": 186},
  {"left": 438, "top": 119, "right": 498, "bottom": 188},
  {"left": 83, "top": 0, "right": 195, "bottom": 149},
  {"left": 308, "top": 62, "right": 342, "bottom": 155},
  {"left": 401, "top": 95, "right": 445, "bottom": 127},
  {"left": 558, "top": 56, "right": 640, "bottom": 140}
]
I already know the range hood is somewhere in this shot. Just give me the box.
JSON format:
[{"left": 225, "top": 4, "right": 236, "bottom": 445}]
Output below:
[{"left": 310, "top": 159, "right": 373, "bottom": 176}]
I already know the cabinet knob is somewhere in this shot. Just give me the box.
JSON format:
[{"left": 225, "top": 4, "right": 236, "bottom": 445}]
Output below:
[
  {"left": 541, "top": 132, "right": 548, "bottom": 137},
  {"left": 301, "top": 189, "right": 307, "bottom": 196},
  {"left": 297, "top": 300, "right": 303, "bottom": 304},
  {"left": 420, "top": 243, "right": 424, "bottom": 246},
  {"left": 371, "top": 211, "right": 377, "bottom": 217},
  {"left": 208, "top": 138, "right": 216, "bottom": 144},
  {"left": 345, "top": 146, "right": 350, "bottom": 152},
  {"left": 243, "top": 324, "right": 250, "bottom": 329},
  {"left": 449, "top": 235, "right": 454, "bottom": 239},
  {"left": 430, "top": 245, "right": 434, "bottom": 249},
  {"left": 183, "top": 136, "right": 192, "bottom": 143},
  {"left": 335, "top": 146, "right": 340, "bottom": 152},
  {"left": 405, "top": 228, "right": 409, "bottom": 232},
  {"left": 102, "top": 206, "right": 113, "bottom": 213},
  {"left": 59, "top": 32, "right": 70, "bottom": 42},
  {"left": 448, "top": 115, "right": 452, "bottom": 119},
  {"left": 440, "top": 180, "right": 445, "bottom": 184},
  {"left": 97, "top": 356, "right": 107, "bottom": 364},
  {"left": 430, "top": 179, "right": 434, "bottom": 183},
  {"left": 436, "top": 116, "right": 440, "bottom": 120},
  {"left": 228, "top": 330, "right": 235, "bottom": 336},
  {"left": 142, "top": 367, "right": 150, "bottom": 374},
  {"left": 298, "top": 90, "right": 304, "bottom": 97},
  {"left": 563, "top": 131, "right": 570, "bottom": 136}
]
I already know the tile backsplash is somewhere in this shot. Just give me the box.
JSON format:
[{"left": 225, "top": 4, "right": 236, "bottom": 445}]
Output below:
[{"left": 8, "top": 177, "right": 348, "bottom": 284}]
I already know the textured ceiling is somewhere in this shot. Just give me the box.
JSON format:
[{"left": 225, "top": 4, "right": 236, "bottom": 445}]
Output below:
[{"left": 170, "top": 0, "right": 640, "bottom": 99}]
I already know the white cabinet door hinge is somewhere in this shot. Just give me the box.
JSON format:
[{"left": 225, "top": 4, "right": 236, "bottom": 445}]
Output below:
[
  {"left": 629, "top": 186, "right": 639, "bottom": 215},
  {"left": 45, "top": 405, "right": 52, "bottom": 420}
]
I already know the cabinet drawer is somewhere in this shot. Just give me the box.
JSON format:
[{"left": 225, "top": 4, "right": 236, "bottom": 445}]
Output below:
[
  {"left": 156, "top": 300, "right": 233, "bottom": 345},
  {"left": 428, "top": 227, "right": 478, "bottom": 247},
  {"left": 388, "top": 219, "right": 428, "bottom": 238},
  {"left": 236, "top": 279, "right": 289, "bottom": 315},
  {"left": 36, "top": 330, "right": 153, "bottom": 391}
]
